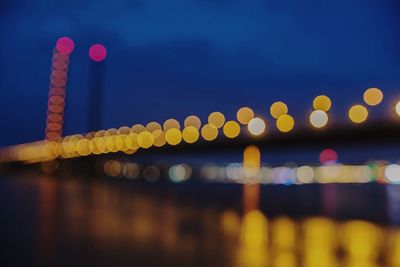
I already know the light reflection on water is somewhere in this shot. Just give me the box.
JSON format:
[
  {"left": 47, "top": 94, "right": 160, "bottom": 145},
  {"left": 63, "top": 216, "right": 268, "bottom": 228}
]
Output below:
[{"left": 1, "top": 175, "right": 400, "bottom": 266}]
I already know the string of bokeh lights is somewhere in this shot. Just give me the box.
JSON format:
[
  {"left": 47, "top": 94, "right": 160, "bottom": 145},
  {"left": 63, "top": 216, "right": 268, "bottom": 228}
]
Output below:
[{"left": 0, "top": 38, "right": 400, "bottom": 165}]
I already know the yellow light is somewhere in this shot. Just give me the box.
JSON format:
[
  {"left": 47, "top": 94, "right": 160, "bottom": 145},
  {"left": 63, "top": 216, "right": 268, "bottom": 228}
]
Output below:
[
  {"left": 118, "top": 126, "right": 131, "bottom": 135},
  {"left": 248, "top": 118, "right": 266, "bottom": 136},
  {"left": 223, "top": 120, "right": 241, "bottom": 138},
  {"left": 309, "top": 110, "right": 328, "bottom": 128},
  {"left": 125, "top": 133, "right": 139, "bottom": 150},
  {"left": 201, "top": 124, "right": 218, "bottom": 141},
  {"left": 146, "top": 121, "right": 162, "bottom": 132},
  {"left": 163, "top": 119, "right": 180, "bottom": 131},
  {"left": 349, "top": 105, "right": 368, "bottom": 123},
  {"left": 270, "top": 101, "right": 288, "bottom": 119},
  {"left": 313, "top": 95, "right": 332, "bottom": 111},
  {"left": 182, "top": 126, "right": 199, "bottom": 143},
  {"left": 137, "top": 131, "right": 154, "bottom": 148},
  {"left": 152, "top": 129, "right": 166, "bottom": 147},
  {"left": 165, "top": 128, "right": 182, "bottom": 145},
  {"left": 184, "top": 115, "right": 202, "bottom": 129},
  {"left": 276, "top": 114, "right": 295, "bottom": 133},
  {"left": 208, "top": 111, "right": 225, "bottom": 128},
  {"left": 131, "top": 124, "right": 146, "bottom": 133},
  {"left": 363, "top": 88, "right": 383, "bottom": 106},
  {"left": 396, "top": 101, "right": 400, "bottom": 116},
  {"left": 237, "top": 107, "right": 255, "bottom": 125}
]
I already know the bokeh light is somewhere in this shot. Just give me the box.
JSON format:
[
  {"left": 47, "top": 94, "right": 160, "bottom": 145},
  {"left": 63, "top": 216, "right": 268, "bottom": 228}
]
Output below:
[
  {"left": 146, "top": 121, "right": 162, "bottom": 132},
  {"left": 208, "top": 112, "right": 225, "bottom": 128},
  {"left": 319, "top": 149, "right": 338, "bottom": 165},
  {"left": 276, "top": 114, "right": 295, "bottom": 133},
  {"left": 152, "top": 130, "right": 166, "bottom": 147},
  {"left": 313, "top": 95, "right": 332, "bottom": 111},
  {"left": 137, "top": 131, "right": 154, "bottom": 148},
  {"left": 237, "top": 107, "right": 254, "bottom": 125},
  {"left": 184, "top": 115, "right": 201, "bottom": 129},
  {"left": 56, "top": 37, "right": 75, "bottom": 55},
  {"left": 223, "top": 120, "right": 241, "bottom": 138},
  {"left": 182, "top": 126, "right": 199, "bottom": 143},
  {"left": 163, "top": 119, "right": 181, "bottom": 131},
  {"left": 201, "top": 124, "right": 218, "bottom": 141},
  {"left": 396, "top": 101, "right": 400, "bottom": 116},
  {"left": 248, "top": 118, "right": 266, "bottom": 136},
  {"left": 309, "top": 110, "right": 328, "bottom": 128},
  {"left": 131, "top": 124, "right": 146, "bottom": 133},
  {"left": 89, "top": 44, "right": 107, "bottom": 62},
  {"left": 363, "top": 88, "right": 383, "bottom": 106},
  {"left": 165, "top": 128, "right": 182, "bottom": 145},
  {"left": 270, "top": 101, "right": 288, "bottom": 119},
  {"left": 385, "top": 164, "right": 400, "bottom": 183},
  {"left": 348, "top": 105, "right": 368, "bottom": 124}
]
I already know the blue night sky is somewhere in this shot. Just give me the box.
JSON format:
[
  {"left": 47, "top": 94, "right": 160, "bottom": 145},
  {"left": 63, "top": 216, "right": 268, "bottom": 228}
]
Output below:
[{"left": 0, "top": 0, "right": 400, "bottom": 146}]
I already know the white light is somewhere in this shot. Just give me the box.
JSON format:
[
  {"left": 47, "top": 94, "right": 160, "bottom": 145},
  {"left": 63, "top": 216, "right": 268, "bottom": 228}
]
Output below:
[
  {"left": 248, "top": 117, "right": 266, "bottom": 136},
  {"left": 385, "top": 164, "right": 400, "bottom": 183}
]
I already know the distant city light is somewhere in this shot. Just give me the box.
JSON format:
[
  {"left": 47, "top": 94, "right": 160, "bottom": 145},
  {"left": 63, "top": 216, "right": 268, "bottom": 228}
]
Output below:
[
  {"left": 313, "top": 95, "right": 332, "bottom": 111},
  {"left": 165, "top": 128, "right": 182, "bottom": 145},
  {"left": 152, "top": 130, "right": 166, "bottom": 147},
  {"left": 137, "top": 131, "right": 154, "bottom": 148},
  {"left": 348, "top": 105, "right": 368, "bottom": 123},
  {"left": 248, "top": 118, "right": 266, "bottom": 136},
  {"left": 223, "top": 120, "right": 241, "bottom": 138},
  {"left": 309, "top": 110, "right": 328, "bottom": 128},
  {"left": 276, "top": 114, "right": 295, "bottom": 133},
  {"left": 89, "top": 44, "right": 107, "bottom": 62},
  {"left": 131, "top": 124, "right": 146, "bottom": 133},
  {"left": 146, "top": 121, "right": 162, "bottom": 132},
  {"left": 319, "top": 149, "right": 338, "bottom": 165},
  {"left": 208, "top": 111, "right": 225, "bottom": 128},
  {"left": 270, "top": 101, "right": 288, "bottom": 119},
  {"left": 182, "top": 126, "right": 199, "bottom": 143},
  {"left": 56, "top": 37, "right": 75, "bottom": 55},
  {"left": 396, "top": 101, "right": 400, "bottom": 116},
  {"left": 163, "top": 119, "right": 180, "bottom": 131},
  {"left": 237, "top": 107, "right": 255, "bottom": 125},
  {"left": 385, "top": 164, "right": 400, "bottom": 183},
  {"left": 184, "top": 115, "right": 201, "bottom": 129},
  {"left": 363, "top": 88, "right": 383, "bottom": 106},
  {"left": 201, "top": 124, "right": 218, "bottom": 141}
]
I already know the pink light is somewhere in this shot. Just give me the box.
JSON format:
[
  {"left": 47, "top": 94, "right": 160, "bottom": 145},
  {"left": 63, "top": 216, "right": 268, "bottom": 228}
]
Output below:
[
  {"left": 319, "top": 148, "right": 338, "bottom": 165},
  {"left": 89, "top": 44, "right": 107, "bottom": 62},
  {"left": 56, "top": 37, "right": 75, "bottom": 55}
]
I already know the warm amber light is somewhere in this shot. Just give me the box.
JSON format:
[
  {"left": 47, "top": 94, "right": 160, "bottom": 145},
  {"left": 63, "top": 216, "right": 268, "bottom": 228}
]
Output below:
[
  {"left": 152, "top": 129, "right": 166, "bottom": 147},
  {"left": 184, "top": 115, "right": 201, "bottom": 129},
  {"left": 165, "top": 128, "right": 182, "bottom": 145},
  {"left": 163, "top": 119, "right": 181, "bottom": 131},
  {"left": 313, "top": 95, "right": 332, "bottom": 111},
  {"left": 248, "top": 118, "right": 266, "bottom": 136},
  {"left": 146, "top": 121, "right": 162, "bottom": 132},
  {"left": 237, "top": 107, "right": 255, "bottom": 125},
  {"left": 270, "top": 101, "right": 288, "bottom": 119},
  {"left": 201, "top": 124, "right": 218, "bottom": 141},
  {"left": 131, "top": 124, "right": 146, "bottom": 133},
  {"left": 348, "top": 105, "right": 368, "bottom": 123},
  {"left": 208, "top": 111, "right": 225, "bottom": 128},
  {"left": 363, "top": 87, "right": 383, "bottom": 106},
  {"left": 182, "top": 126, "right": 200, "bottom": 143},
  {"left": 137, "top": 131, "right": 154, "bottom": 148},
  {"left": 223, "top": 120, "right": 241, "bottom": 138},
  {"left": 309, "top": 110, "right": 328, "bottom": 128},
  {"left": 276, "top": 114, "right": 295, "bottom": 132},
  {"left": 395, "top": 101, "right": 400, "bottom": 116}
]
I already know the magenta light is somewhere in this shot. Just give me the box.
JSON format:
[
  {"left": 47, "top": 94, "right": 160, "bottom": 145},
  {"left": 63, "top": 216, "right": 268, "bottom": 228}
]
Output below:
[
  {"left": 319, "top": 148, "right": 338, "bottom": 165},
  {"left": 89, "top": 44, "right": 107, "bottom": 62},
  {"left": 56, "top": 37, "right": 75, "bottom": 55}
]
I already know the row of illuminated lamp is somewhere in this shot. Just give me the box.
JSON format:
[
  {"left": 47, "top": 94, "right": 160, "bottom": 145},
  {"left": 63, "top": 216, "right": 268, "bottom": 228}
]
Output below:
[
  {"left": 0, "top": 87, "right": 396, "bottom": 163},
  {"left": 101, "top": 159, "right": 400, "bottom": 185}
]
